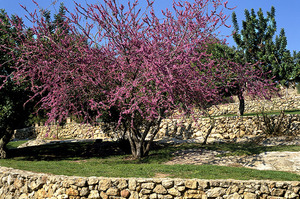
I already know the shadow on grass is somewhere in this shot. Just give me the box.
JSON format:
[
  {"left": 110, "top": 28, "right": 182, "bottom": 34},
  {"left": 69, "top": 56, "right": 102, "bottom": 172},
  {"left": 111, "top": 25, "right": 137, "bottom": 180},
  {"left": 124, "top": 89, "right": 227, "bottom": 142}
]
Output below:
[
  {"left": 6, "top": 139, "right": 300, "bottom": 163},
  {"left": 6, "top": 140, "right": 133, "bottom": 161}
]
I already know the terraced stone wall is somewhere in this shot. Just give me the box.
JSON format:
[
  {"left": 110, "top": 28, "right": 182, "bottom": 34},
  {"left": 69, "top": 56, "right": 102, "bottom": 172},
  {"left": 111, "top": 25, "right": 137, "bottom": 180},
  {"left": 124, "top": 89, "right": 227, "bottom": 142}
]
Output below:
[
  {"left": 0, "top": 167, "right": 299, "bottom": 199},
  {"left": 159, "top": 114, "right": 300, "bottom": 142},
  {"left": 13, "top": 91, "right": 300, "bottom": 141},
  {"left": 14, "top": 114, "right": 300, "bottom": 142},
  {"left": 207, "top": 95, "right": 300, "bottom": 116}
]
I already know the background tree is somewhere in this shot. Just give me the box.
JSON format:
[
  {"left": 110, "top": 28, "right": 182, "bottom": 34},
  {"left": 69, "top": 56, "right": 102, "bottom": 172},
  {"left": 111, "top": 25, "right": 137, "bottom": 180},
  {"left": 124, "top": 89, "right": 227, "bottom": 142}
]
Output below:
[
  {"left": 232, "top": 6, "right": 295, "bottom": 86},
  {"left": 206, "top": 41, "right": 250, "bottom": 115},
  {"left": 1, "top": 0, "right": 276, "bottom": 159},
  {"left": 0, "top": 4, "right": 68, "bottom": 157},
  {"left": 0, "top": 9, "right": 35, "bottom": 158}
]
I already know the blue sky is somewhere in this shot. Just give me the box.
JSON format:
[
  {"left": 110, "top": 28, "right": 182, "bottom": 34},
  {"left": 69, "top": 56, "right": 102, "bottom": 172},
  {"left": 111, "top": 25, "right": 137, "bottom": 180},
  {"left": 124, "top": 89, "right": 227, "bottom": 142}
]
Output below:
[{"left": 1, "top": 0, "right": 300, "bottom": 52}]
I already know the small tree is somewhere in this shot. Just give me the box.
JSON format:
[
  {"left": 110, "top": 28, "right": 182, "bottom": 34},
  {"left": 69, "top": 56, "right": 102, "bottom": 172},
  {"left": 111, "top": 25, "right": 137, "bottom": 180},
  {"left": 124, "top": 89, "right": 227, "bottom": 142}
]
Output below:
[
  {"left": 1, "top": 0, "right": 276, "bottom": 159},
  {"left": 206, "top": 42, "right": 247, "bottom": 115}
]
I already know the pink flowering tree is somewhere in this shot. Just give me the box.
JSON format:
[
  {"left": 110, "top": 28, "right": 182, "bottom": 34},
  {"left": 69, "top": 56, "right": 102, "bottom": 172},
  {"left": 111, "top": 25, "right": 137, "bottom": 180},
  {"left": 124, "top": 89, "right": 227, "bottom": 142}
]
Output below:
[{"left": 1, "top": 0, "right": 276, "bottom": 159}]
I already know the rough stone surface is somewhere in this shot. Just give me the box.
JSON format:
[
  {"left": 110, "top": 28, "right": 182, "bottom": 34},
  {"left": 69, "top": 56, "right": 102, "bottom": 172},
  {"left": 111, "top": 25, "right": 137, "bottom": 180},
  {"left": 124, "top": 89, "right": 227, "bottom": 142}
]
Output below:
[
  {"left": 165, "top": 137, "right": 300, "bottom": 174},
  {"left": 88, "top": 190, "right": 100, "bottom": 199},
  {"left": 153, "top": 185, "right": 168, "bottom": 194},
  {"left": 98, "top": 179, "right": 111, "bottom": 191},
  {"left": 121, "top": 189, "right": 131, "bottom": 198}
]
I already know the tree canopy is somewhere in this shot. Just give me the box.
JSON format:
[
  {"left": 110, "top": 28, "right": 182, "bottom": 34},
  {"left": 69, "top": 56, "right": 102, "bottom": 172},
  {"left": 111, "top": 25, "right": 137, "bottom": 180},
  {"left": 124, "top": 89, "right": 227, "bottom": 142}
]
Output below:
[
  {"left": 232, "top": 6, "right": 297, "bottom": 86},
  {"left": 0, "top": 0, "right": 277, "bottom": 159}
]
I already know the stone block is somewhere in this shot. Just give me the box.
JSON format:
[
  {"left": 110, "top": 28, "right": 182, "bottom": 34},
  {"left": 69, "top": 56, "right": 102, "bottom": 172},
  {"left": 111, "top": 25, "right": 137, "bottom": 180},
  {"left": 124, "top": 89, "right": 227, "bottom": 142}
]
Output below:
[
  {"left": 243, "top": 192, "right": 257, "bottom": 199},
  {"left": 98, "top": 179, "right": 111, "bottom": 191},
  {"left": 117, "top": 179, "right": 128, "bottom": 189},
  {"left": 99, "top": 191, "right": 108, "bottom": 199},
  {"left": 66, "top": 188, "right": 79, "bottom": 196},
  {"left": 13, "top": 178, "right": 24, "bottom": 189},
  {"left": 177, "top": 186, "right": 186, "bottom": 192},
  {"left": 88, "top": 177, "right": 99, "bottom": 185},
  {"left": 226, "top": 184, "right": 240, "bottom": 195},
  {"left": 75, "top": 178, "right": 87, "bottom": 187},
  {"left": 140, "top": 188, "right": 152, "bottom": 194},
  {"left": 183, "top": 190, "right": 204, "bottom": 199},
  {"left": 162, "top": 180, "right": 174, "bottom": 189},
  {"left": 141, "top": 182, "right": 156, "bottom": 190},
  {"left": 106, "top": 187, "right": 119, "bottom": 196},
  {"left": 29, "top": 180, "right": 44, "bottom": 191},
  {"left": 260, "top": 185, "right": 270, "bottom": 194},
  {"left": 168, "top": 187, "right": 181, "bottom": 196},
  {"left": 149, "top": 193, "right": 158, "bottom": 199},
  {"left": 121, "top": 189, "right": 131, "bottom": 198},
  {"left": 284, "top": 190, "right": 299, "bottom": 199},
  {"left": 153, "top": 185, "right": 167, "bottom": 194},
  {"left": 198, "top": 181, "right": 210, "bottom": 189},
  {"left": 129, "top": 179, "right": 137, "bottom": 191},
  {"left": 206, "top": 187, "right": 226, "bottom": 198},
  {"left": 185, "top": 180, "right": 198, "bottom": 189},
  {"left": 129, "top": 191, "right": 139, "bottom": 199},
  {"left": 19, "top": 193, "right": 28, "bottom": 199},
  {"left": 227, "top": 192, "right": 242, "bottom": 199},
  {"left": 271, "top": 189, "right": 286, "bottom": 197},
  {"left": 88, "top": 190, "right": 100, "bottom": 199},
  {"left": 80, "top": 187, "right": 89, "bottom": 196}
]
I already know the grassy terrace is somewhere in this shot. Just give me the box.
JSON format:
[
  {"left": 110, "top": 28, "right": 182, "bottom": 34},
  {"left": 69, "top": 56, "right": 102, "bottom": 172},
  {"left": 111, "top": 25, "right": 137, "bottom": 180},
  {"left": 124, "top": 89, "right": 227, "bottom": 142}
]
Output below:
[
  {"left": 213, "top": 109, "right": 300, "bottom": 118},
  {"left": 1, "top": 140, "right": 300, "bottom": 181}
]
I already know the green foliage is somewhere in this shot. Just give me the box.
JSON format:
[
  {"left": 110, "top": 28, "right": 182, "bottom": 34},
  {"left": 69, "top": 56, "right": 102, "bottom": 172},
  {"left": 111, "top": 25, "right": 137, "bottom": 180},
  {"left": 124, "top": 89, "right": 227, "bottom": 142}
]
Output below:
[
  {"left": 292, "top": 51, "right": 300, "bottom": 82},
  {"left": 0, "top": 9, "right": 39, "bottom": 158},
  {"left": 207, "top": 42, "right": 243, "bottom": 64},
  {"left": 257, "top": 110, "right": 287, "bottom": 136},
  {"left": 232, "top": 7, "right": 296, "bottom": 85},
  {"left": 41, "top": 3, "right": 67, "bottom": 34},
  {"left": 0, "top": 10, "right": 32, "bottom": 129}
]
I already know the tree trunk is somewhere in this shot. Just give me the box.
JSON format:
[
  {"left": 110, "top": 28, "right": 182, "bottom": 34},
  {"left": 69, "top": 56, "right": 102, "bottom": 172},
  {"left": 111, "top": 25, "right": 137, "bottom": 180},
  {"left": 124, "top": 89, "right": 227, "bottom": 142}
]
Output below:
[
  {"left": 202, "top": 117, "right": 215, "bottom": 146},
  {"left": 0, "top": 129, "right": 14, "bottom": 159},
  {"left": 0, "top": 138, "right": 7, "bottom": 159},
  {"left": 126, "top": 111, "right": 164, "bottom": 160},
  {"left": 127, "top": 121, "right": 162, "bottom": 159},
  {"left": 134, "top": 141, "right": 143, "bottom": 159},
  {"left": 128, "top": 136, "right": 147, "bottom": 160},
  {"left": 238, "top": 91, "right": 245, "bottom": 116}
]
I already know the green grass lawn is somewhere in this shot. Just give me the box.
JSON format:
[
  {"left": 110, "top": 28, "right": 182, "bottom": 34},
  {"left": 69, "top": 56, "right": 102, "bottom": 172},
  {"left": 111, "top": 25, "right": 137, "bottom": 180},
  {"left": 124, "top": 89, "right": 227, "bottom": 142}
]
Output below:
[{"left": 0, "top": 140, "right": 299, "bottom": 181}]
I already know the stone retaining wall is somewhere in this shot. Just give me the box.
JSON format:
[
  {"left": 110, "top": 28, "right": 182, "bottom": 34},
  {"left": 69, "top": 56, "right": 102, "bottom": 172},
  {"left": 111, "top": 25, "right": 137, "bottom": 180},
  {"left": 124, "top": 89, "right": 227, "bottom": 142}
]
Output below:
[
  {"left": 160, "top": 114, "right": 300, "bottom": 142},
  {"left": 14, "top": 114, "right": 300, "bottom": 142},
  {"left": 13, "top": 92, "right": 300, "bottom": 141},
  {"left": 0, "top": 166, "right": 299, "bottom": 199},
  {"left": 207, "top": 95, "right": 300, "bottom": 116}
]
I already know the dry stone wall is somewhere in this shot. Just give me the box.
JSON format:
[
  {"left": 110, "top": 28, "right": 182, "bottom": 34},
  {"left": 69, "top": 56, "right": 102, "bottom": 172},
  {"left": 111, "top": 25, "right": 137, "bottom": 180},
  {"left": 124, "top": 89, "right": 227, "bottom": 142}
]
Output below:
[
  {"left": 14, "top": 114, "right": 300, "bottom": 142},
  {"left": 159, "top": 114, "right": 300, "bottom": 142},
  {"left": 13, "top": 93, "right": 300, "bottom": 141},
  {"left": 0, "top": 166, "right": 299, "bottom": 199},
  {"left": 207, "top": 95, "right": 300, "bottom": 116}
]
